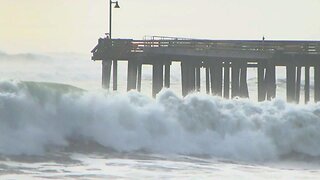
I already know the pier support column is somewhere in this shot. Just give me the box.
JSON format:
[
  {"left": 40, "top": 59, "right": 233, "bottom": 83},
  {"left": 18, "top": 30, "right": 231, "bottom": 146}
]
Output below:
[
  {"left": 190, "top": 63, "right": 196, "bottom": 93},
  {"left": 181, "top": 62, "right": 187, "bottom": 96},
  {"left": 295, "top": 66, "right": 301, "bottom": 103},
  {"left": 258, "top": 60, "right": 276, "bottom": 101},
  {"left": 206, "top": 67, "right": 210, "bottom": 94},
  {"left": 153, "top": 62, "right": 164, "bottom": 97},
  {"left": 266, "top": 62, "right": 276, "bottom": 100},
  {"left": 102, "top": 60, "right": 112, "bottom": 89},
  {"left": 210, "top": 62, "right": 223, "bottom": 96},
  {"left": 164, "top": 63, "right": 171, "bottom": 88},
  {"left": 223, "top": 62, "right": 230, "bottom": 99},
  {"left": 210, "top": 65, "right": 215, "bottom": 95},
  {"left": 137, "top": 63, "right": 142, "bottom": 92},
  {"left": 231, "top": 62, "right": 241, "bottom": 98},
  {"left": 195, "top": 66, "right": 201, "bottom": 92},
  {"left": 113, "top": 60, "right": 118, "bottom": 91},
  {"left": 258, "top": 62, "right": 267, "bottom": 101},
  {"left": 127, "top": 60, "right": 138, "bottom": 91},
  {"left": 305, "top": 66, "right": 310, "bottom": 104},
  {"left": 181, "top": 61, "right": 196, "bottom": 96},
  {"left": 314, "top": 65, "right": 320, "bottom": 102},
  {"left": 239, "top": 62, "right": 249, "bottom": 98},
  {"left": 286, "top": 64, "right": 296, "bottom": 103}
]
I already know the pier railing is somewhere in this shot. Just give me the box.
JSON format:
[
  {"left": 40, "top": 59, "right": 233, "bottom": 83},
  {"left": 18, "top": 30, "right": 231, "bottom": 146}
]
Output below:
[
  {"left": 131, "top": 39, "right": 320, "bottom": 54},
  {"left": 92, "top": 38, "right": 320, "bottom": 60}
]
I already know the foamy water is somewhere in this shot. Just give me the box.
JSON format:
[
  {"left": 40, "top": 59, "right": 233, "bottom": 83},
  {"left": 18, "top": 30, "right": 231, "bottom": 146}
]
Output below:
[{"left": 1, "top": 52, "right": 320, "bottom": 179}]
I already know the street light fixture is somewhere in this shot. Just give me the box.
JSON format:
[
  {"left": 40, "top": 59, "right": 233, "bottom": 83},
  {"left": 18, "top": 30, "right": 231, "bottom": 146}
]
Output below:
[
  {"left": 109, "top": 0, "right": 120, "bottom": 91},
  {"left": 109, "top": 0, "right": 120, "bottom": 39},
  {"left": 114, "top": 1, "right": 120, "bottom": 8}
]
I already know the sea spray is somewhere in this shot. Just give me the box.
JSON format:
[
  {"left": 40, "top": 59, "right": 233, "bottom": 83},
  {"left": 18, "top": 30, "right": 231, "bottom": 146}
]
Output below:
[{"left": 1, "top": 80, "right": 320, "bottom": 162}]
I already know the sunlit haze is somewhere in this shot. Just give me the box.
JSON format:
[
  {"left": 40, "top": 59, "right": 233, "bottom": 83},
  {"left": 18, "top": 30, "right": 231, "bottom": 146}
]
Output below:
[{"left": 1, "top": 0, "right": 320, "bottom": 53}]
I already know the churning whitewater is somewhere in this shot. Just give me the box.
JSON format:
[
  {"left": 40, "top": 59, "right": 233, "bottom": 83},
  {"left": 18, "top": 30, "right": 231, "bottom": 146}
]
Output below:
[{"left": 1, "top": 80, "right": 320, "bottom": 162}]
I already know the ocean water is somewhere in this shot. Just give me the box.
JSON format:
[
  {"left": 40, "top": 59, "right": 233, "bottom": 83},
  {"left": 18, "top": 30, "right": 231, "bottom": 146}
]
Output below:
[{"left": 1, "top": 52, "right": 320, "bottom": 179}]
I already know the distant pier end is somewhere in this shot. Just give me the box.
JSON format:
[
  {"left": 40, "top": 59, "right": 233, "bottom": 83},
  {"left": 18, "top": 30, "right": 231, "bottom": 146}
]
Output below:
[{"left": 91, "top": 36, "right": 320, "bottom": 103}]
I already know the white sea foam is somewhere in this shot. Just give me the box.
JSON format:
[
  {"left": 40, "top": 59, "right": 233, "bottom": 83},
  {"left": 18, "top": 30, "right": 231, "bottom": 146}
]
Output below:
[{"left": 1, "top": 80, "right": 320, "bottom": 162}]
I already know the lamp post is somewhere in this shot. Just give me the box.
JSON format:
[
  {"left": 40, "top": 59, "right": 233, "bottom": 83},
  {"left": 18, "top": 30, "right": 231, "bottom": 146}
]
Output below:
[
  {"left": 109, "top": 0, "right": 120, "bottom": 39},
  {"left": 109, "top": 0, "right": 120, "bottom": 90}
]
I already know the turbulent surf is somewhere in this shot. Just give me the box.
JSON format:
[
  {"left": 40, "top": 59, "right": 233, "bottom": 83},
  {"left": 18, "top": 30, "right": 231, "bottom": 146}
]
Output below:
[{"left": 1, "top": 80, "right": 320, "bottom": 163}]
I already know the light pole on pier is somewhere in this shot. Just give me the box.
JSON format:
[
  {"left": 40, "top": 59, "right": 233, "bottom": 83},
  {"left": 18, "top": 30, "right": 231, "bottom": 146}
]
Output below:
[
  {"left": 109, "top": 0, "right": 120, "bottom": 90},
  {"left": 109, "top": 0, "right": 120, "bottom": 39}
]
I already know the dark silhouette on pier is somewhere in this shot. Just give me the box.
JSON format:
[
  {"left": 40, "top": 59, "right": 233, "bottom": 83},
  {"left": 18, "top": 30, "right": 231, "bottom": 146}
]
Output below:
[{"left": 91, "top": 36, "right": 320, "bottom": 103}]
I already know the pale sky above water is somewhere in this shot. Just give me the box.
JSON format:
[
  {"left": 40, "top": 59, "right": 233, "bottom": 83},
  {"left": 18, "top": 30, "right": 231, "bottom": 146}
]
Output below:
[{"left": 0, "top": 0, "right": 320, "bottom": 53}]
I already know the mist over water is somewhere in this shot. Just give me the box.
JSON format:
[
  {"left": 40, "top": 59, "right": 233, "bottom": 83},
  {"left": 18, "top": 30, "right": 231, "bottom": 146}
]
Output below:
[{"left": 0, "top": 52, "right": 102, "bottom": 90}]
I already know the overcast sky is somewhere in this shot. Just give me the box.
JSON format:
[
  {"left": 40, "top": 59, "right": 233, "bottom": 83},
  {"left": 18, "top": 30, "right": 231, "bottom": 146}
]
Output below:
[{"left": 1, "top": 0, "right": 319, "bottom": 53}]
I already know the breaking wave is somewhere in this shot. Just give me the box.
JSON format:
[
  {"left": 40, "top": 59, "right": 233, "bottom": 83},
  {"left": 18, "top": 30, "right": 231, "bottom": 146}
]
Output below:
[{"left": 1, "top": 80, "right": 320, "bottom": 162}]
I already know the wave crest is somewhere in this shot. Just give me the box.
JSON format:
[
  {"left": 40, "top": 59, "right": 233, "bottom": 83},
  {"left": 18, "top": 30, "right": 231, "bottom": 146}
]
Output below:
[{"left": 1, "top": 80, "right": 320, "bottom": 162}]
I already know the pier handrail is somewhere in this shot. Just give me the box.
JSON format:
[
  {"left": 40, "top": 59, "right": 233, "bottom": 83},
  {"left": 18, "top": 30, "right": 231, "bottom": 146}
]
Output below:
[
  {"left": 91, "top": 38, "right": 320, "bottom": 57},
  {"left": 130, "top": 39, "right": 320, "bottom": 54}
]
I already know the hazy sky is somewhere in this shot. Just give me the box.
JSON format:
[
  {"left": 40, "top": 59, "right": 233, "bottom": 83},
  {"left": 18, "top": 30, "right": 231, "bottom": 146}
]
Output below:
[{"left": 1, "top": 0, "right": 320, "bottom": 53}]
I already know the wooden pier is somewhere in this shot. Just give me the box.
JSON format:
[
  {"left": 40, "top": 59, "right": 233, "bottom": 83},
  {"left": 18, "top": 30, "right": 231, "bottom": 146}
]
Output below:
[{"left": 91, "top": 36, "right": 320, "bottom": 103}]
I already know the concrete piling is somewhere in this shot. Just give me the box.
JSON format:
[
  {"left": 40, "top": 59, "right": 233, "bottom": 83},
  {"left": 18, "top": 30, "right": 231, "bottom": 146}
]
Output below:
[
  {"left": 231, "top": 62, "right": 241, "bottom": 98},
  {"left": 266, "top": 62, "right": 276, "bottom": 100},
  {"left": 164, "top": 63, "right": 171, "bottom": 88},
  {"left": 223, "top": 62, "right": 230, "bottom": 99},
  {"left": 211, "top": 62, "right": 223, "bottom": 96},
  {"left": 206, "top": 67, "right": 210, "bottom": 94},
  {"left": 314, "top": 65, "right": 320, "bottom": 102},
  {"left": 305, "top": 66, "right": 310, "bottom": 104},
  {"left": 295, "top": 66, "right": 301, "bottom": 103},
  {"left": 258, "top": 62, "right": 266, "bottom": 101},
  {"left": 127, "top": 59, "right": 138, "bottom": 91},
  {"left": 113, "top": 60, "right": 118, "bottom": 91},
  {"left": 239, "top": 62, "right": 249, "bottom": 98},
  {"left": 102, "top": 60, "right": 112, "bottom": 90},
  {"left": 195, "top": 66, "right": 201, "bottom": 92},
  {"left": 137, "top": 63, "right": 142, "bottom": 92},
  {"left": 286, "top": 64, "right": 297, "bottom": 103},
  {"left": 152, "top": 62, "right": 164, "bottom": 97}
]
